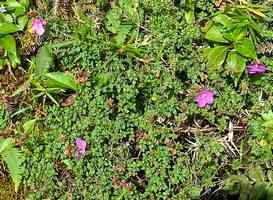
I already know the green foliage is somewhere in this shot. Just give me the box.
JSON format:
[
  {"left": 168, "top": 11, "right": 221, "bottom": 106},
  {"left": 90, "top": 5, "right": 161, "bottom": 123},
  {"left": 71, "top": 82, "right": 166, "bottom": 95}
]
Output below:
[
  {"left": 249, "top": 111, "right": 273, "bottom": 160},
  {"left": 0, "top": 0, "right": 29, "bottom": 68},
  {"left": 203, "top": 1, "right": 268, "bottom": 82},
  {"left": 2, "top": 0, "right": 273, "bottom": 199},
  {"left": 224, "top": 167, "right": 273, "bottom": 200},
  {"left": 28, "top": 45, "right": 78, "bottom": 105},
  {"left": 0, "top": 138, "right": 24, "bottom": 192}
]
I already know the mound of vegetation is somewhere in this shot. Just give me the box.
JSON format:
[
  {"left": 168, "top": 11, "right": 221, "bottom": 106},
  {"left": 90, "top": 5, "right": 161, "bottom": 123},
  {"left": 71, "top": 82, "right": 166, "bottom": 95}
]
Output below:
[{"left": 1, "top": 0, "right": 273, "bottom": 199}]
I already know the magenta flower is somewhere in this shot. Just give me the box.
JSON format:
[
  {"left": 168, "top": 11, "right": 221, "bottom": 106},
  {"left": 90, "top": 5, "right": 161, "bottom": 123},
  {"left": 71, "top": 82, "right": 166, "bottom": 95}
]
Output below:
[
  {"left": 31, "top": 18, "right": 47, "bottom": 36},
  {"left": 246, "top": 62, "right": 267, "bottom": 75},
  {"left": 75, "top": 138, "right": 87, "bottom": 160},
  {"left": 195, "top": 89, "right": 214, "bottom": 108}
]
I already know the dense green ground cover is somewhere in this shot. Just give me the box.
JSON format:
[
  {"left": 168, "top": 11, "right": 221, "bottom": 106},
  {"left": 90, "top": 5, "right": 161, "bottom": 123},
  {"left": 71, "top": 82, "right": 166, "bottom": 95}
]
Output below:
[{"left": 1, "top": 0, "right": 273, "bottom": 199}]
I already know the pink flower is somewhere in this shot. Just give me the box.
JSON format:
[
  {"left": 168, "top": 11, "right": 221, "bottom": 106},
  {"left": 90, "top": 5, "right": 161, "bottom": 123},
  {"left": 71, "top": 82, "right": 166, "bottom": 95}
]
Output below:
[
  {"left": 31, "top": 18, "right": 47, "bottom": 36},
  {"left": 75, "top": 138, "right": 87, "bottom": 160},
  {"left": 246, "top": 62, "right": 267, "bottom": 75},
  {"left": 195, "top": 89, "right": 214, "bottom": 108}
]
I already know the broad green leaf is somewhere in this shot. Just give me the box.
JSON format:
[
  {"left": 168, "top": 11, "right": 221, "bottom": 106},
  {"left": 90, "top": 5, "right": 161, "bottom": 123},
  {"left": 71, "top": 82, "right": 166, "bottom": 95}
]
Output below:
[
  {"left": 185, "top": 10, "right": 195, "bottom": 24},
  {"left": 1, "top": 14, "right": 13, "bottom": 23},
  {"left": 233, "top": 27, "right": 247, "bottom": 41},
  {"left": 205, "top": 25, "right": 229, "bottom": 43},
  {"left": 248, "top": 18, "right": 262, "bottom": 33},
  {"left": 235, "top": 19, "right": 249, "bottom": 28},
  {"left": 234, "top": 38, "right": 256, "bottom": 59},
  {"left": 20, "top": 0, "right": 29, "bottom": 8},
  {"left": 0, "top": 35, "right": 20, "bottom": 66},
  {"left": 204, "top": 45, "right": 229, "bottom": 70},
  {"left": 225, "top": 52, "right": 246, "bottom": 74},
  {"left": 44, "top": 72, "right": 77, "bottom": 91},
  {"left": 6, "top": 1, "right": 25, "bottom": 16},
  {"left": 17, "top": 15, "right": 28, "bottom": 30},
  {"left": 23, "top": 119, "right": 36, "bottom": 134},
  {"left": 224, "top": 27, "right": 247, "bottom": 42},
  {"left": 0, "top": 22, "right": 20, "bottom": 34},
  {"left": 213, "top": 14, "right": 234, "bottom": 28},
  {"left": 36, "top": 45, "right": 53, "bottom": 75}
]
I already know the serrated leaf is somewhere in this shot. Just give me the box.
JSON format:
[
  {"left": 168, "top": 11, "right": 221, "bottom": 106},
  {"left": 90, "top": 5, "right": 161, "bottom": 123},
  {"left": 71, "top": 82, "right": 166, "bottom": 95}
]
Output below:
[
  {"left": 114, "top": 25, "right": 131, "bottom": 47},
  {"left": 205, "top": 25, "right": 229, "bottom": 43},
  {"left": 105, "top": 9, "right": 121, "bottom": 34},
  {"left": 0, "top": 138, "right": 24, "bottom": 192},
  {"left": 44, "top": 72, "right": 77, "bottom": 91},
  {"left": 234, "top": 38, "right": 257, "bottom": 59}
]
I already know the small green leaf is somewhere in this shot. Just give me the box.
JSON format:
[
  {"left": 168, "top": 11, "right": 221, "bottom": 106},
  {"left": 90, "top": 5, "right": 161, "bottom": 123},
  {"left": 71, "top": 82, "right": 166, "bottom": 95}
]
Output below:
[
  {"left": 234, "top": 38, "right": 257, "bottom": 59},
  {"left": 205, "top": 25, "right": 229, "bottom": 43},
  {"left": 23, "top": 119, "right": 36, "bottom": 134},
  {"left": 44, "top": 72, "right": 77, "bottom": 91},
  {"left": 204, "top": 45, "right": 229, "bottom": 70}
]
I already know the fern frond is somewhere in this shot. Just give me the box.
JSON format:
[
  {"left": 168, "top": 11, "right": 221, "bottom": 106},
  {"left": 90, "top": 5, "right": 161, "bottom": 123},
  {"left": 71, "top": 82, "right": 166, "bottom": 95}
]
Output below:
[{"left": 0, "top": 138, "right": 24, "bottom": 192}]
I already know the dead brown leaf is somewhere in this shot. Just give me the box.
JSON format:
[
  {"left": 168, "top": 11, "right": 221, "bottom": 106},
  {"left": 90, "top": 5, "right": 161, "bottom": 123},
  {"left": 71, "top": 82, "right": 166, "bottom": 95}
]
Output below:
[
  {"left": 64, "top": 145, "right": 73, "bottom": 158},
  {"left": 61, "top": 94, "right": 76, "bottom": 107},
  {"left": 75, "top": 69, "right": 90, "bottom": 85},
  {"left": 67, "top": 193, "right": 73, "bottom": 200}
]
